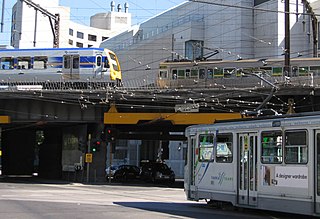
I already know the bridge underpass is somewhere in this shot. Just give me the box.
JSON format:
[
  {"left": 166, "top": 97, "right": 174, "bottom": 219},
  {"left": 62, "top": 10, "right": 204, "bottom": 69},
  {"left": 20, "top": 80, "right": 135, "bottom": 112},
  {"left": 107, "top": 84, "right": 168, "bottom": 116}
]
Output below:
[{"left": 0, "top": 85, "right": 318, "bottom": 181}]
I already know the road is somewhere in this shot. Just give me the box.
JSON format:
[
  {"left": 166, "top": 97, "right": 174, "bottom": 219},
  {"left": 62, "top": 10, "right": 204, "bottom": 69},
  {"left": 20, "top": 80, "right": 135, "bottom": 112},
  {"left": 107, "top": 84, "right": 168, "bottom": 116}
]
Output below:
[{"left": 0, "top": 178, "right": 312, "bottom": 219}]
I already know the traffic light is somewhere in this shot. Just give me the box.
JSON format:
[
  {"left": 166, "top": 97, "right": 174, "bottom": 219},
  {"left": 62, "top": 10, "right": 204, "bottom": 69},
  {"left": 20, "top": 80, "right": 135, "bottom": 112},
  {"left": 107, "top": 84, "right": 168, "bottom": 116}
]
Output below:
[
  {"left": 92, "top": 140, "right": 101, "bottom": 152},
  {"left": 105, "top": 128, "right": 118, "bottom": 142}
]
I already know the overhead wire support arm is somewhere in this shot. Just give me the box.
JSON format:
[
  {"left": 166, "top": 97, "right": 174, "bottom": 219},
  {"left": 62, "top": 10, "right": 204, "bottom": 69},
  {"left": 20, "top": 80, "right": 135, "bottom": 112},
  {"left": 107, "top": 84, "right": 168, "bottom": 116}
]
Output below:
[{"left": 19, "top": 0, "right": 60, "bottom": 47}]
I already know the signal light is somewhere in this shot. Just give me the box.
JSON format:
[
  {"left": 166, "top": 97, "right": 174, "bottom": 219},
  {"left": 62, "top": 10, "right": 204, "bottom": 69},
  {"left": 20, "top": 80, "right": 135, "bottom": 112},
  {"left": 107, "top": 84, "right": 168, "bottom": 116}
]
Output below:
[
  {"left": 92, "top": 140, "right": 101, "bottom": 152},
  {"left": 105, "top": 128, "right": 118, "bottom": 142}
]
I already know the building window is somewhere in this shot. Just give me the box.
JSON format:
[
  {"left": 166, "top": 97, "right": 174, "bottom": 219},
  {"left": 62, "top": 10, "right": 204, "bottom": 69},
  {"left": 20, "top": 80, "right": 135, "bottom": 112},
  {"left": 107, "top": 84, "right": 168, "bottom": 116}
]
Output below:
[
  {"left": 68, "top": 39, "right": 73, "bottom": 45},
  {"left": 185, "top": 40, "right": 203, "bottom": 61},
  {"left": 88, "top": 34, "right": 97, "bottom": 42},
  {"left": 69, "top": 28, "right": 73, "bottom": 36},
  {"left": 76, "top": 42, "right": 83, "bottom": 48},
  {"left": 102, "top": 36, "right": 109, "bottom": 41},
  {"left": 77, "top": 31, "right": 84, "bottom": 39}
]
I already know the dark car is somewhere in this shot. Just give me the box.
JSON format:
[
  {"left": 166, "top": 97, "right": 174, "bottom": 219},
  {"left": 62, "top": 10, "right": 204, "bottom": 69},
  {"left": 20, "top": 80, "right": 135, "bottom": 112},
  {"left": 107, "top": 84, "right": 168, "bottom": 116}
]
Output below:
[
  {"left": 106, "top": 165, "right": 141, "bottom": 181},
  {"left": 141, "top": 162, "right": 175, "bottom": 184}
]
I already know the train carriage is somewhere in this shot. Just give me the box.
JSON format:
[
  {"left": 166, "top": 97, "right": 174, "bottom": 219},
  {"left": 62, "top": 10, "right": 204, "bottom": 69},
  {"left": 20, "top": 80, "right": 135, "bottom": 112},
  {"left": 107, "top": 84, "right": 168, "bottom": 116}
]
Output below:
[
  {"left": 184, "top": 113, "right": 320, "bottom": 216},
  {"left": 158, "top": 58, "right": 320, "bottom": 88},
  {"left": 0, "top": 47, "right": 122, "bottom": 88}
]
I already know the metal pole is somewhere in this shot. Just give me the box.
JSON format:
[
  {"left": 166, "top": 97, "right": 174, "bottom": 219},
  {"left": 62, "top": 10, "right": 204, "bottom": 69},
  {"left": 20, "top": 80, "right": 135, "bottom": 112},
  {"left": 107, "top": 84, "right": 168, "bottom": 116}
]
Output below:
[
  {"left": 284, "top": 0, "right": 290, "bottom": 77},
  {"left": 33, "top": 9, "right": 37, "bottom": 47},
  {"left": 108, "top": 142, "right": 112, "bottom": 183},
  {"left": 86, "top": 134, "right": 91, "bottom": 183},
  {"left": 1, "top": 0, "right": 5, "bottom": 33}
]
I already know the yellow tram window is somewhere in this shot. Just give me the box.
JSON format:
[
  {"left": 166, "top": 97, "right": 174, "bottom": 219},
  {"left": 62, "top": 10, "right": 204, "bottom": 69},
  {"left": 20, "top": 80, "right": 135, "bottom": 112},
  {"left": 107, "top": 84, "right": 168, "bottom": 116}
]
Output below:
[{"left": 159, "top": 70, "right": 168, "bottom": 78}]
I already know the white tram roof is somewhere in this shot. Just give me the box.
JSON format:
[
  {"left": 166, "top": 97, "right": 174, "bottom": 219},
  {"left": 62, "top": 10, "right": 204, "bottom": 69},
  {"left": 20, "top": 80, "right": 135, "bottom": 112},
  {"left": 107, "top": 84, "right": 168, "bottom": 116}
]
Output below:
[{"left": 186, "top": 112, "right": 320, "bottom": 135}]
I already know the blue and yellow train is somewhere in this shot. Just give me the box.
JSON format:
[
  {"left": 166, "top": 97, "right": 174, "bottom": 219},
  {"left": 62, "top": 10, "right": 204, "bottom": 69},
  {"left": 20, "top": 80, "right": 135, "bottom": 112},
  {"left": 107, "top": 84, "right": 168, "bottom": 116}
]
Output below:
[{"left": 0, "top": 47, "right": 122, "bottom": 87}]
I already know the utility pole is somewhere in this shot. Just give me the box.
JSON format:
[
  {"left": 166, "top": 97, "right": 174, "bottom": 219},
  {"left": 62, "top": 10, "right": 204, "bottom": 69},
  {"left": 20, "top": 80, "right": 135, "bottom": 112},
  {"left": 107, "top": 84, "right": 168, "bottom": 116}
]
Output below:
[
  {"left": 284, "top": 0, "right": 290, "bottom": 77},
  {"left": 1, "top": 0, "right": 5, "bottom": 32}
]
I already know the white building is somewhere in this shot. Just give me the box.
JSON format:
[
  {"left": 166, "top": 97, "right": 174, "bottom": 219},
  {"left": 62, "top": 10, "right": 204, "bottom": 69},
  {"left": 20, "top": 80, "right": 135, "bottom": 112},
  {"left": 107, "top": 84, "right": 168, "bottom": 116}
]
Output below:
[
  {"left": 101, "top": 0, "right": 320, "bottom": 87},
  {"left": 10, "top": 0, "right": 131, "bottom": 48}
]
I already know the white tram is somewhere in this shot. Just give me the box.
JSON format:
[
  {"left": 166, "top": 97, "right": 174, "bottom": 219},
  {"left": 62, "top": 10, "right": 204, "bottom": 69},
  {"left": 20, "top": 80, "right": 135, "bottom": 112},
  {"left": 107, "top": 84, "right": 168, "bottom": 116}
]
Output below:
[
  {"left": 0, "top": 47, "right": 122, "bottom": 87},
  {"left": 184, "top": 113, "right": 320, "bottom": 216}
]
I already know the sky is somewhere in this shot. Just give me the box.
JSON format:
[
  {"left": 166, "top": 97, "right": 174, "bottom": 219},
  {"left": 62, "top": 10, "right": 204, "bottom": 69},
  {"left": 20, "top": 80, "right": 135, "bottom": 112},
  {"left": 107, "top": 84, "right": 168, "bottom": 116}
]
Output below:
[{"left": 0, "top": 0, "right": 186, "bottom": 45}]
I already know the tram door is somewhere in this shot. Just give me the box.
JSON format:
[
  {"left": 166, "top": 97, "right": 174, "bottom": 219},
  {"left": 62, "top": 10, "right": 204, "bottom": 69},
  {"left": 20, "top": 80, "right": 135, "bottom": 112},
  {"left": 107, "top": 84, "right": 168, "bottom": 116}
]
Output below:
[
  {"left": 238, "top": 133, "right": 258, "bottom": 206},
  {"left": 62, "top": 55, "right": 80, "bottom": 79},
  {"left": 187, "top": 135, "right": 197, "bottom": 198},
  {"left": 315, "top": 131, "right": 320, "bottom": 213}
]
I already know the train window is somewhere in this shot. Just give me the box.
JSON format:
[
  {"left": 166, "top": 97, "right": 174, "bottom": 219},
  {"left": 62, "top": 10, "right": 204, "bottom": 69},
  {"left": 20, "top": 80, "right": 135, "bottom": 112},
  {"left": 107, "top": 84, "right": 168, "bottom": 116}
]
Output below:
[
  {"left": 207, "top": 69, "right": 213, "bottom": 78},
  {"left": 0, "top": 57, "right": 14, "bottom": 70},
  {"left": 178, "top": 69, "right": 185, "bottom": 79},
  {"left": 97, "top": 56, "right": 102, "bottom": 67},
  {"left": 172, "top": 69, "right": 177, "bottom": 79},
  {"left": 64, "top": 56, "right": 71, "bottom": 69},
  {"left": 299, "top": 66, "right": 309, "bottom": 76},
  {"left": 33, "top": 56, "right": 48, "bottom": 69},
  {"left": 216, "top": 133, "right": 233, "bottom": 163},
  {"left": 272, "top": 67, "right": 283, "bottom": 76},
  {"left": 223, "top": 68, "right": 235, "bottom": 77},
  {"left": 199, "top": 69, "right": 205, "bottom": 79},
  {"left": 191, "top": 69, "right": 198, "bottom": 78},
  {"left": 198, "top": 134, "right": 214, "bottom": 162},
  {"left": 284, "top": 130, "right": 308, "bottom": 164},
  {"left": 186, "top": 69, "right": 191, "bottom": 78},
  {"left": 159, "top": 70, "right": 168, "bottom": 78},
  {"left": 261, "top": 131, "right": 282, "bottom": 164},
  {"left": 108, "top": 53, "right": 119, "bottom": 71},
  {"left": 310, "top": 66, "right": 320, "bottom": 75},
  {"left": 214, "top": 67, "right": 223, "bottom": 77},
  {"left": 72, "top": 56, "right": 79, "bottom": 69},
  {"left": 17, "top": 57, "right": 31, "bottom": 69}
]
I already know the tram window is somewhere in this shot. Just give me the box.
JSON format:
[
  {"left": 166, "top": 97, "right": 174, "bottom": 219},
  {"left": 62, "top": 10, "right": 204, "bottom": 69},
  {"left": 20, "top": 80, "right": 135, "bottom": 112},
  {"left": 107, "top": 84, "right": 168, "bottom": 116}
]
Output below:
[
  {"left": 72, "top": 56, "right": 79, "bottom": 69},
  {"left": 198, "top": 134, "right": 214, "bottom": 162},
  {"left": 33, "top": 56, "right": 48, "bottom": 69},
  {"left": 17, "top": 57, "right": 31, "bottom": 69},
  {"left": 284, "top": 130, "right": 308, "bottom": 164},
  {"left": 159, "top": 70, "right": 168, "bottom": 78},
  {"left": 216, "top": 133, "right": 233, "bottom": 163},
  {"left": 0, "top": 57, "right": 14, "bottom": 70},
  {"left": 261, "top": 131, "right": 282, "bottom": 164},
  {"left": 178, "top": 69, "right": 185, "bottom": 79}
]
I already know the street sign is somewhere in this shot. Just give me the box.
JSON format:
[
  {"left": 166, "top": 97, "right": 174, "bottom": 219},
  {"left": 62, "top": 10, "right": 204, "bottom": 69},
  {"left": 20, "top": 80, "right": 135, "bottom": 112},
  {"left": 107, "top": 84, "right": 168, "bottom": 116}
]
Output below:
[{"left": 85, "top": 153, "right": 93, "bottom": 163}]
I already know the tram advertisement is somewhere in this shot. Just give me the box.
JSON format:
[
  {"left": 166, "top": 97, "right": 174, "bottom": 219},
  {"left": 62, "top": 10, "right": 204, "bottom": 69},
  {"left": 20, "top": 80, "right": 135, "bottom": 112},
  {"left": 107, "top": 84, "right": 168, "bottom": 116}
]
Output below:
[{"left": 262, "top": 166, "right": 308, "bottom": 188}]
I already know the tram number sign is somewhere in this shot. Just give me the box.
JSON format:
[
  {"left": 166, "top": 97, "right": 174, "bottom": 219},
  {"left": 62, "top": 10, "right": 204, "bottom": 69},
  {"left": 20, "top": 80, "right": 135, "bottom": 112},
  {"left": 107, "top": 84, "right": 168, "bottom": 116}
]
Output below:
[{"left": 85, "top": 153, "right": 93, "bottom": 163}]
